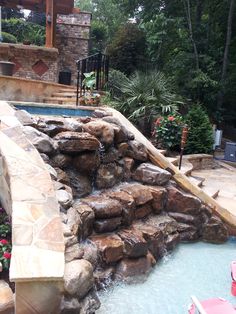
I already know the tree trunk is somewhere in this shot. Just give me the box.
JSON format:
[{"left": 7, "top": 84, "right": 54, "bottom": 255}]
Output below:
[
  {"left": 183, "top": 0, "right": 200, "bottom": 71},
  {"left": 217, "top": 0, "right": 235, "bottom": 113}
]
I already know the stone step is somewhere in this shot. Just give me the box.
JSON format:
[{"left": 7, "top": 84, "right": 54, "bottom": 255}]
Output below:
[
  {"left": 188, "top": 175, "right": 205, "bottom": 187},
  {"left": 58, "top": 88, "right": 77, "bottom": 93},
  {"left": 52, "top": 92, "right": 78, "bottom": 97},
  {"left": 179, "top": 161, "right": 193, "bottom": 176},
  {"left": 43, "top": 97, "right": 76, "bottom": 104},
  {"left": 201, "top": 186, "right": 220, "bottom": 199}
]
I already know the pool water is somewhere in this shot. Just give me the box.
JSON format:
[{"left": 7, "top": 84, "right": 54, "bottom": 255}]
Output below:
[
  {"left": 97, "top": 240, "right": 236, "bottom": 314},
  {"left": 14, "top": 104, "right": 93, "bottom": 117}
]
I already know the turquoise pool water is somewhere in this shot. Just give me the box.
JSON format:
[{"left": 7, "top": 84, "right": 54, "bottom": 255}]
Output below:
[
  {"left": 14, "top": 104, "right": 93, "bottom": 117},
  {"left": 97, "top": 240, "right": 236, "bottom": 314}
]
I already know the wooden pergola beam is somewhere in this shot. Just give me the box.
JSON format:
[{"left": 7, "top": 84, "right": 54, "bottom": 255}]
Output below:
[{"left": 45, "top": 0, "right": 57, "bottom": 48}]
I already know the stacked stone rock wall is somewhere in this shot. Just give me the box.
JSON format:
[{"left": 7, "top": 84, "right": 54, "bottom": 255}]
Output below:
[
  {"left": 56, "top": 12, "right": 91, "bottom": 85},
  {"left": 16, "top": 108, "right": 229, "bottom": 313},
  {"left": 0, "top": 43, "right": 58, "bottom": 82}
]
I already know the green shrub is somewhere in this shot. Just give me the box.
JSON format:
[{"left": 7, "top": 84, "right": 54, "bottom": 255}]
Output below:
[
  {"left": 2, "top": 18, "right": 45, "bottom": 46},
  {"left": 184, "top": 104, "right": 214, "bottom": 154},
  {"left": 106, "top": 69, "right": 129, "bottom": 98},
  {"left": 1, "top": 31, "right": 17, "bottom": 43},
  {"left": 155, "top": 114, "right": 183, "bottom": 150},
  {"left": 107, "top": 23, "right": 147, "bottom": 75},
  {"left": 114, "top": 70, "right": 181, "bottom": 122}
]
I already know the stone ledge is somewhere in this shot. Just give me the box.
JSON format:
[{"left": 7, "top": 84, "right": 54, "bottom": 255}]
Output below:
[{"left": 0, "top": 101, "right": 64, "bottom": 283}]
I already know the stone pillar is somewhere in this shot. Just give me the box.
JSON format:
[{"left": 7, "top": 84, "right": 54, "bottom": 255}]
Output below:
[{"left": 56, "top": 12, "right": 91, "bottom": 85}]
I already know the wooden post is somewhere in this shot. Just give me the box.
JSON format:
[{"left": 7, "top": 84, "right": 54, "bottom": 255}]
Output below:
[{"left": 45, "top": 0, "right": 57, "bottom": 48}]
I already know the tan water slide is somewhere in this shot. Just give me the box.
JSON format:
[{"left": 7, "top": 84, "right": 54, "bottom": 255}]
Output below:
[{"left": 109, "top": 108, "right": 236, "bottom": 233}]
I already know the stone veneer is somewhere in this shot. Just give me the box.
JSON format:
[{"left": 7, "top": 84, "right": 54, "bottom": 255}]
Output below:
[
  {"left": 0, "top": 43, "right": 59, "bottom": 82},
  {"left": 0, "top": 12, "right": 91, "bottom": 85},
  {"left": 56, "top": 12, "right": 91, "bottom": 85},
  {"left": 0, "top": 101, "right": 64, "bottom": 313}
]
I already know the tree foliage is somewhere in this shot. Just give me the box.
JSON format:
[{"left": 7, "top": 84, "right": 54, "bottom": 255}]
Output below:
[
  {"left": 107, "top": 23, "right": 147, "bottom": 75},
  {"left": 117, "top": 0, "right": 236, "bottom": 126},
  {"left": 185, "top": 104, "right": 214, "bottom": 154},
  {"left": 2, "top": 19, "right": 45, "bottom": 46}
]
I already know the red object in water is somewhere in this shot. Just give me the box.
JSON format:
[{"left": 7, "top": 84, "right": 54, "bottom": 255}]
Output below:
[
  {"left": 188, "top": 298, "right": 236, "bottom": 314},
  {"left": 231, "top": 261, "right": 236, "bottom": 296}
]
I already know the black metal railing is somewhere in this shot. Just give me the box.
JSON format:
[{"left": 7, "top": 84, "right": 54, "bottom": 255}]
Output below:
[{"left": 76, "top": 52, "right": 109, "bottom": 106}]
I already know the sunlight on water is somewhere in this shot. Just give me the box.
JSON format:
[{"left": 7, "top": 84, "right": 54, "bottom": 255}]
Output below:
[{"left": 97, "top": 239, "right": 236, "bottom": 314}]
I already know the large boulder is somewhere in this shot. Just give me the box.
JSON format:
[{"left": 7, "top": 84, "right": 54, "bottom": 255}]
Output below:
[
  {"left": 145, "top": 214, "right": 179, "bottom": 237},
  {"left": 89, "top": 234, "right": 124, "bottom": 264},
  {"left": 15, "top": 109, "right": 37, "bottom": 126},
  {"left": 64, "top": 259, "right": 94, "bottom": 299},
  {"left": 54, "top": 132, "right": 100, "bottom": 153},
  {"left": 132, "top": 163, "right": 171, "bottom": 186},
  {"left": 67, "top": 207, "right": 82, "bottom": 237},
  {"left": 166, "top": 232, "right": 180, "bottom": 251},
  {"left": 36, "top": 117, "right": 83, "bottom": 136},
  {"left": 56, "top": 190, "right": 73, "bottom": 210},
  {"left": 135, "top": 203, "right": 152, "bottom": 219},
  {"left": 60, "top": 296, "right": 81, "bottom": 314},
  {"left": 122, "top": 157, "right": 135, "bottom": 181},
  {"left": 51, "top": 154, "right": 73, "bottom": 169},
  {"left": 202, "top": 216, "right": 228, "bottom": 244},
  {"left": 106, "top": 190, "right": 135, "bottom": 226},
  {"left": 133, "top": 221, "right": 165, "bottom": 260},
  {"left": 149, "top": 186, "right": 167, "bottom": 214},
  {"left": 168, "top": 212, "right": 200, "bottom": 226},
  {"left": 23, "top": 126, "right": 56, "bottom": 155},
  {"left": 67, "top": 169, "right": 93, "bottom": 198},
  {"left": 65, "top": 244, "right": 84, "bottom": 263},
  {"left": 102, "top": 116, "right": 134, "bottom": 143},
  {"left": 83, "top": 120, "right": 114, "bottom": 145},
  {"left": 166, "top": 186, "right": 201, "bottom": 215},
  {"left": 177, "top": 223, "right": 199, "bottom": 242},
  {"left": 80, "top": 289, "right": 101, "bottom": 314},
  {"left": 102, "top": 147, "right": 119, "bottom": 164},
  {"left": 73, "top": 202, "right": 95, "bottom": 239},
  {"left": 118, "top": 228, "right": 148, "bottom": 258},
  {"left": 0, "top": 280, "right": 14, "bottom": 314},
  {"left": 95, "top": 163, "right": 124, "bottom": 189},
  {"left": 80, "top": 241, "right": 99, "bottom": 269},
  {"left": 81, "top": 196, "right": 123, "bottom": 219},
  {"left": 73, "top": 152, "right": 100, "bottom": 174},
  {"left": 118, "top": 140, "right": 148, "bottom": 161},
  {"left": 121, "top": 184, "right": 153, "bottom": 206},
  {"left": 115, "top": 254, "right": 154, "bottom": 280},
  {"left": 94, "top": 217, "right": 122, "bottom": 233},
  {"left": 55, "top": 168, "right": 70, "bottom": 185}
]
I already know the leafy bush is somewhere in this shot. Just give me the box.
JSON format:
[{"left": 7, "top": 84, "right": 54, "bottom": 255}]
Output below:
[
  {"left": 1, "top": 31, "right": 17, "bottom": 43},
  {"left": 107, "top": 23, "right": 147, "bottom": 75},
  {"left": 155, "top": 114, "right": 183, "bottom": 150},
  {"left": 114, "top": 70, "right": 181, "bottom": 122},
  {"left": 106, "top": 69, "right": 129, "bottom": 98},
  {"left": 184, "top": 104, "right": 214, "bottom": 154},
  {"left": 0, "top": 239, "right": 11, "bottom": 270},
  {"left": 0, "top": 207, "right": 11, "bottom": 271},
  {"left": 2, "top": 18, "right": 45, "bottom": 46}
]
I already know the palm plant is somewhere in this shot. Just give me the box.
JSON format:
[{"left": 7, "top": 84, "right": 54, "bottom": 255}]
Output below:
[{"left": 113, "top": 70, "right": 182, "bottom": 128}]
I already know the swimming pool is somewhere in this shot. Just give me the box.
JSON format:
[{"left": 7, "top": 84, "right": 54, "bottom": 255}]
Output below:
[
  {"left": 13, "top": 104, "right": 94, "bottom": 117},
  {"left": 97, "top": 240, "right": 236, "bottom": 314}
]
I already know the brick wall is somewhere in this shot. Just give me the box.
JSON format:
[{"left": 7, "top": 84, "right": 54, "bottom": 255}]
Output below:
[
  {"left": 56, "top": 12, "right": 91, "bottom": 85},
  {"left": 0, "top": 43, "right": 59, "bottom": 82}
]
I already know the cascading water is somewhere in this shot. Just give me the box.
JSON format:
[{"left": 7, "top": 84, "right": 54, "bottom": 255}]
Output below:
[{"left": 97, "top": 239, "right": 236, "bottom": 314}]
